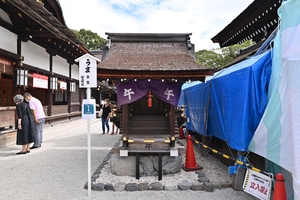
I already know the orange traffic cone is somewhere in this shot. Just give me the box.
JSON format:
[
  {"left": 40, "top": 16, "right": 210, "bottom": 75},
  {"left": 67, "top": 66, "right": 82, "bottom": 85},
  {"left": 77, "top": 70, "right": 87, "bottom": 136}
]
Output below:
[
  {"left": 178, "top": 126, "right": 184, "bottom": 139},
  {"left": 273, "top": 173, "right": 287, "bottom": 200},
  {"left": 182, "top": 134, "right": 203, "bottom": 172}
]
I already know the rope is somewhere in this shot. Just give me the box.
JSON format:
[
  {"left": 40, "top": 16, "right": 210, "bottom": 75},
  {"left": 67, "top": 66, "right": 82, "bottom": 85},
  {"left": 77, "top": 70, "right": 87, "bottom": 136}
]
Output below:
[{"left": 189, "top": 136, "right": 273, "bottom": 178}]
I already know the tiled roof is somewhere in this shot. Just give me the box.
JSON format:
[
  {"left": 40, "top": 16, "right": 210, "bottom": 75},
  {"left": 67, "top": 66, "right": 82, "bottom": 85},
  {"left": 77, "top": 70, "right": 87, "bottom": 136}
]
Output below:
[
  {"left": 97, "top": 33, "right": 215, "bottom": 82},
  {"left": 99, "top": 41, "right": 209, "bottom": 71}
]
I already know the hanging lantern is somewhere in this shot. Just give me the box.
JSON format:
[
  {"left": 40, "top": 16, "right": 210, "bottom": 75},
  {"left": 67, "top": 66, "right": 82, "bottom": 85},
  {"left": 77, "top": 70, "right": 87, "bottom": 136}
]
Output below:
[
  {"left": 147, "top": 90, "right": 153, "bottom": 107},
  {"left": 70, "top": 82, "right": 76, "bottom": 93},
  {"left": 50, "top": 77, "right": 58, "bottom": 90},
  {"left": 16, "top": 68, "right": 28, "bottom": 86}
]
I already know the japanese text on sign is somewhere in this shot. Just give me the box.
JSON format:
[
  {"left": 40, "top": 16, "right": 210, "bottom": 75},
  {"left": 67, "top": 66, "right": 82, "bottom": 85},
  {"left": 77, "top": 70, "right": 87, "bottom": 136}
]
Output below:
[
  {"left": 78, "top": 55, "right": 97, "bottom": 88},
  {"left": 243, "top": 169, "right": 272, "bottom": 200}
]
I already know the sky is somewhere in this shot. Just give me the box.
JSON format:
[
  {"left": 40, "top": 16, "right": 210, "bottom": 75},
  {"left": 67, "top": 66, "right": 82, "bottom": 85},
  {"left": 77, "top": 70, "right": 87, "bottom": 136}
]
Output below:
[{"left": 59, "top": 0, "right": 254, "bottom": 51}]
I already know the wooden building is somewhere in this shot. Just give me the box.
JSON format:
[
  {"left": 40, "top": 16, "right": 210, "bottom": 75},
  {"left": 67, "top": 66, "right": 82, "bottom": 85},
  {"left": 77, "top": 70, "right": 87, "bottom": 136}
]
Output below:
[
  {"left": 211, "top": 0, "right": 280, "bottom": 67},
  {"left": 0, "top": 0, "right": 91, "bottom": 147},
  {"left": 98, "top": 32, "right": 214, "bottom": 153}
]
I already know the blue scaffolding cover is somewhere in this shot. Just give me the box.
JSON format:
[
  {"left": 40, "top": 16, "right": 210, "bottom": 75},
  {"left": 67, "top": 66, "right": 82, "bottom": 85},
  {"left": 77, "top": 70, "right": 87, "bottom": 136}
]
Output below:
[{"left": 180, "top": 50, "right": 272, "bottom": 151}]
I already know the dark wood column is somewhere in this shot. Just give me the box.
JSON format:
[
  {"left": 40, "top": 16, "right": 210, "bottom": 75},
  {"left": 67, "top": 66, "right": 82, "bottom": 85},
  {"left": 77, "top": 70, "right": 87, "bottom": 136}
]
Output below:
[
  {"left": 46, "top": 90, "right": 53, "bottom": 116},
  {"left": 122, "top": 104, "right": 128, "bottom": 147},
  {"left": 68, "top": 63, "right": 72, "bottom": 113},
  {"left": 67, "top": 90, "right": 71, "bottom": 113},
  {"left": 170, "top": 104, "right": 175, "bottom": 147},
  {"left": 47, "top": 54, "right": 53, "bottom": 116}
]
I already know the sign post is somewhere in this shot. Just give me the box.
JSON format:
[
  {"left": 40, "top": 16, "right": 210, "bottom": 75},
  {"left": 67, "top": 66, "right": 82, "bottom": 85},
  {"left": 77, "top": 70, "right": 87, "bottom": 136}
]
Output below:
[{"left": 75, "top": 54, "right": 100, "bottom": 197}]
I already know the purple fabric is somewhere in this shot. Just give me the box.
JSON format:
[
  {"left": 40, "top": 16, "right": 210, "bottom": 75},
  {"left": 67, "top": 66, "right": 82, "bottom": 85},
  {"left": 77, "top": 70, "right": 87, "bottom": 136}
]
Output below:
[{"left": 117, "top": 80, "right": 181, "bottom": 107}]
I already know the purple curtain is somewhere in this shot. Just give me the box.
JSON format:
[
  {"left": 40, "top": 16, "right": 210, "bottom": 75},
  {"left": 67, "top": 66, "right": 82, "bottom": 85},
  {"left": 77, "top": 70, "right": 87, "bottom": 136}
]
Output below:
[{"left": 117, "top": 80, "right": 181, "bottom": 107}]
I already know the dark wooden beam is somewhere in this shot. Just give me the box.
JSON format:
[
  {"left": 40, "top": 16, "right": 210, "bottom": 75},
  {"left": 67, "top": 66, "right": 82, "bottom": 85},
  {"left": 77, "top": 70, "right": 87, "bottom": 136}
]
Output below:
[
  {"left": 97, "top": 69, "right": 215, "bottom": 80},
  {"left": 0, "top": 48, "right": 23, "bottom": 61},
  {"left": 21, "top": 63, "right": 72, "bottom": 81},
  {"left": 0, "top": 18, "right": 17, "bottom": 33},
  {"left": 18, "top": 30, "right": 57, "bottom": 38}
]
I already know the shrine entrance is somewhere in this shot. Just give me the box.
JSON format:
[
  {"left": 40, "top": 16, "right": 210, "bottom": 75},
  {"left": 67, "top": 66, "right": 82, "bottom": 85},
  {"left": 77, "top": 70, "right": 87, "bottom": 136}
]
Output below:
[{"left": 130, "top": 94, "right": 167, "bottom": 116}]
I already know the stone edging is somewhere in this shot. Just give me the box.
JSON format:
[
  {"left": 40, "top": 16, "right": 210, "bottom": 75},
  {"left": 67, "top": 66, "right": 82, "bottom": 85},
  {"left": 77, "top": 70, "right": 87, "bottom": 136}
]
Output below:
[
  {"left": 90, "top": 180, "right": 232, "bottom": 192},
  {"left": 84, "top": 138, "right": 233, "bottom": 192}
]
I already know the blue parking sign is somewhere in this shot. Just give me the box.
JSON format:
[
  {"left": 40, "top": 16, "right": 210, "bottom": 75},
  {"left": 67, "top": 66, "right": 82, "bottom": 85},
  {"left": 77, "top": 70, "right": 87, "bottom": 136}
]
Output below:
[
  {"left": 84, "top": 104, "right": 94, "bottom": 114},
  {"left": 82, "top": 99, "right": 96, "bottom": 119}
]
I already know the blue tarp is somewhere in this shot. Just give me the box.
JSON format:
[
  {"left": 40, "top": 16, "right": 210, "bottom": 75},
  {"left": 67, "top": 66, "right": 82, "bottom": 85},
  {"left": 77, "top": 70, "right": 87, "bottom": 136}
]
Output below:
[
  {"left": 179, "top": 50, "right": 272, "bottom": 151},
  {"left": 179, "top": 81, "right": 210, "bottom": 135},
  {"left": 178, "top": 81, "right": 202, "bottom": 107}
]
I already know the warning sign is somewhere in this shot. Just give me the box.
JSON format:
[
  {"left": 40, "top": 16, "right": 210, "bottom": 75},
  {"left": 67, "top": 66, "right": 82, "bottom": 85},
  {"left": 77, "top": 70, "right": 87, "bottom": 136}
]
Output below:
[{"left": 243, "top": 168, "right": 272, "bottom": 200}]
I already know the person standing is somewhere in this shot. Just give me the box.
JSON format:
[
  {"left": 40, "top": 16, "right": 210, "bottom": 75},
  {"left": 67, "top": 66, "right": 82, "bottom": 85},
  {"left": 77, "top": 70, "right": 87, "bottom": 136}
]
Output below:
[
  {"left": 110, "top": 123, "right": 119, "bottom": 135},
  {"left": 101, "top": 99, "right": 111, "bottom": 134},
  {"left": 13, "top": 94, "right": 35, "bottom": 155},
  {"left": 23, "top": 92, "right": 46, "bottom": 149}
]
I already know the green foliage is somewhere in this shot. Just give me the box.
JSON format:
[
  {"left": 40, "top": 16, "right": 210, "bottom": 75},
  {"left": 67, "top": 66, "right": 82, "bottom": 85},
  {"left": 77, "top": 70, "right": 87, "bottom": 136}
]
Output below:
[
  {"left": 195, "top": 50, "right": 223, "bottom": 69},
  {"left": 71, "top": 29, "right": 106, "bottom": 50},
  {"left": 195, "top": 40, "right": 254, "bottom": 69}
]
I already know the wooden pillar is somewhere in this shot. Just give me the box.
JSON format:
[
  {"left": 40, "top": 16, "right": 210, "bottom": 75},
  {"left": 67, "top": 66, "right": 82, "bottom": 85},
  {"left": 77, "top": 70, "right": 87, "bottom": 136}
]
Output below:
[
  {"left": 46, "top": 90, "right": 53, "bottom": 116},
  {"left": 47, "top": 54, "right": 53, "bottom": 116},
  {"left": 122, "top": 104, "right": 128, "bottom": 147},
  {"left": 67, "top": 90, "right": 71, "bottom": 114},
  {"left": 14, "top": 38, "right": 22, "bottom": 97},
  {"left": 68, "top": 63, "right": 72, "bottom": 114},
  {"left": 170, "top": 104, "right": 175, "bottom": 136},
  {"left": 170, "top": 104, "right": 175, "bottom": 147}
]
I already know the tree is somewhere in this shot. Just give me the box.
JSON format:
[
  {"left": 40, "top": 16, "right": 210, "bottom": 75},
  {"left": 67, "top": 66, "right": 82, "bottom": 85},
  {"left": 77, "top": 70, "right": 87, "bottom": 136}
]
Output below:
[
  {"left": 195, "top": 49, "right": 223, "bottom": 69},
  {"left": 195, "top": 40, "right": 254, "bottom": 69},
  {"left": 72, "top": 29, "right": 106, "bottom": 50}
]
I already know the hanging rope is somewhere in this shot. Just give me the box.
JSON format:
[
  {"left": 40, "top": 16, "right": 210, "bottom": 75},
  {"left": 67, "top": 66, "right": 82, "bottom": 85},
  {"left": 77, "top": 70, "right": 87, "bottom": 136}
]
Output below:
[{"left": 188, "top": 136, "right": 273, "bottom": 178}]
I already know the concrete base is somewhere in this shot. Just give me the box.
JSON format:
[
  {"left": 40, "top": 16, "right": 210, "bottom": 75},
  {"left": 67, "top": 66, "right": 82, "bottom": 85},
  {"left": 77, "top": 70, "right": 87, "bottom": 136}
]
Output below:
[
  {"left": 232, "top": 167, "right": 246, "bottom": 191},
  {"left": 110, "top": 154, "right": 182, "bottom": 177},
  {"left": 0, "top": 130, "right": 16, "bottom": 149}
]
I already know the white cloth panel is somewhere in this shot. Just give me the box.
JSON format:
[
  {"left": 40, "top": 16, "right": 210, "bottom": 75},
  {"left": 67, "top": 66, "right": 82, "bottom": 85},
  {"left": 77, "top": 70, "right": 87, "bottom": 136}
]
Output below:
[
  {"left": 71, "top": 63, "right": 79, "bottom": 80},
  {"left": 22, "top": 41, "right": 49, "bottom": 70},
  {"left": 52, "top": 55, "right": 69, "bottom": 76},
  {"left": 0, "top": 26, "right": 17, "bottom": 54}
]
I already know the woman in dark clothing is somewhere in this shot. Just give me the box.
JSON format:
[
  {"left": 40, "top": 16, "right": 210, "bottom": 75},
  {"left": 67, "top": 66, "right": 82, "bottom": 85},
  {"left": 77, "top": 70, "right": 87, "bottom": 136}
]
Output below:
[
  {"left": 101, "top": 99, "right": 111, "bottom": 134},
  {"left": 13, "top": 94, "right": 35, "bottom": 155}
]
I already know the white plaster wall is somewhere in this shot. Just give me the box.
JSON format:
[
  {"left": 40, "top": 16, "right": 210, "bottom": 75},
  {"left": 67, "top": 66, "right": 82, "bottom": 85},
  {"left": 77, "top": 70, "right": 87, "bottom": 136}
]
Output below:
[
  {"left": 0, "top": 26, "right": 17, "bottom": 54},
  {"left": 22, "top": 41, "right": 49, "bottom": 71},
  {"left": 52, "top": 55, "right": 69, "bottom": 76},
  {"left": 71, "top": 63, "right": 79, "bottom": 80}
]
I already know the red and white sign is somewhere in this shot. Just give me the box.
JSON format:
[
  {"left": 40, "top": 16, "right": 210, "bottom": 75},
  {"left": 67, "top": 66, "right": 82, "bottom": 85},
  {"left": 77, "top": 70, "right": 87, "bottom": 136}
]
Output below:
[
  {"left": 60, "top": 81, "right": 67, "bottom": 90},
  {"left": 33, "top": 73, "right": 48, "bottom": 89},
  {"left": 243, "top": 169, "right": 272, "bottom": 200}
]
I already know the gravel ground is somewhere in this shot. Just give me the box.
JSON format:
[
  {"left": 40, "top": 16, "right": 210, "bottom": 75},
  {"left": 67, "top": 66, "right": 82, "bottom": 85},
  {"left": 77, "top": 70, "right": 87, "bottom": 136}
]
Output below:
[
  {"left": 96, "top": 138, "right": 233, "bottom": 185},
  {"left": 94, "top": 135, "right": 258, "bottom": 200},
  {"left": 0, "top": 119, "right": 258, "bottom": 200}
]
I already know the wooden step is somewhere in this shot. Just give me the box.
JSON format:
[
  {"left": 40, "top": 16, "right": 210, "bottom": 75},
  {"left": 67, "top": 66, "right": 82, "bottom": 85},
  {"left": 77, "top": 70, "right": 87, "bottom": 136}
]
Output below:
[
  {"left": 128, "top": 131, "right": 170, "bottom": 135},
  {"left": 128, "top": 126, "right": 169, "bottom": 131},
  {"left": 129, "top": 116, "right": 168, "bottom": 121}
]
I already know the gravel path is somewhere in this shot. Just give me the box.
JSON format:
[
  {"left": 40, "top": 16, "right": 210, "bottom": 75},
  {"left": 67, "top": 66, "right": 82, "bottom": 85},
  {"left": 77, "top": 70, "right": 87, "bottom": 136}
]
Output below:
[
  {"left": 96, "top": 138, "right": 234, "bottom": 185},
  {"left": 0, "top": 119, "right": 258, "bottom": 200}
]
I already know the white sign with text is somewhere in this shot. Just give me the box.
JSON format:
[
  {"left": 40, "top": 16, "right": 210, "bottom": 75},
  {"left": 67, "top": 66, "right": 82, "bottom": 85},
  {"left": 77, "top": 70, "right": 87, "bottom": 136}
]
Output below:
[
  {"left": 60, "top": 81, "right": 67, "bottom": 90},
  {"left": 33, "top": 73, "right": 48, "bottom": 89},
  {"left": 78, "top": 57, "right": 97, "bottom": 88},
  {"left": 243, "top": 168, "right": 272, "bottom": 200}
]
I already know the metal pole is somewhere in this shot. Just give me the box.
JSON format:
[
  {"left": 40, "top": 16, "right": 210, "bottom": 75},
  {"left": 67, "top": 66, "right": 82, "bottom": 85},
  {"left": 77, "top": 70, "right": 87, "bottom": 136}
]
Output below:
[{"left": 87, "top": 87, "right": 91, "bottom": 197}]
